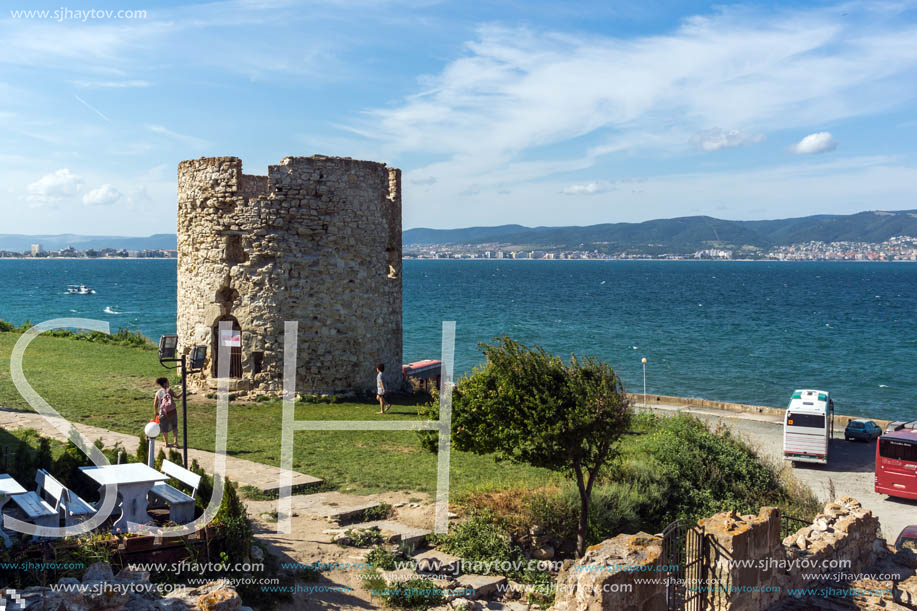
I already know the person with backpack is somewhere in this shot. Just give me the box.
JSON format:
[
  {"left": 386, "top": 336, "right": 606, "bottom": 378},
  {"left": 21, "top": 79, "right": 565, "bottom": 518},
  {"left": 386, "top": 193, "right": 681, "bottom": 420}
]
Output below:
[{"left": 154, "top": 377, "right": 182, "bottom": 448}]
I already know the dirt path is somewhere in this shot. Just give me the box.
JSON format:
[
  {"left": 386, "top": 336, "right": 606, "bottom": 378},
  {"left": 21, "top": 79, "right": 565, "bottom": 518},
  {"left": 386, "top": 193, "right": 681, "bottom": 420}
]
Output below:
[{"left": 648, "top": 403, "right": 917, "bottom": 541}]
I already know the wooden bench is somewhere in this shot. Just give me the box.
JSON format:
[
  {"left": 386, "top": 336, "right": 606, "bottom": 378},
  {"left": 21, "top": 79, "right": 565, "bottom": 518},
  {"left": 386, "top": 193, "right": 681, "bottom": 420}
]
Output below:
[
  {"left": 148, "top": 460, "right": 199, "bottom": 524},
  {"left": 9, "top": 491, "right": 58, "bottom": 535},
  {"left": 36, "top": 469, "right": 95, "bottom": 527}
]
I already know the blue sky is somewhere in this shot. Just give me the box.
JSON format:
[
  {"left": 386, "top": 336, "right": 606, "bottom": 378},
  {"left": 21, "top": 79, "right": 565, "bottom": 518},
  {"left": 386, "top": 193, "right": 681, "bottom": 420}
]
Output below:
[{"left": 2, "top": 0, "right": 917, "bottom": 235}]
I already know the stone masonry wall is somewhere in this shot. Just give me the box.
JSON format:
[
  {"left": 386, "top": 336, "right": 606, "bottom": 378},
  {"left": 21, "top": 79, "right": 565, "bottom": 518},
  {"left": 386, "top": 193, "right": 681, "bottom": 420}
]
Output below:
[
  {"left": 176, "top": 155, "right": 402, "bottom": 395},
  {"left": 781, "top": 497, "right": 882, "bottom": 588},
  {"left": 550, "top": 498, "right": 882, "bottom": 611},
  {"left": 551, "top": 532, "right": 666, "bottom": 611}
]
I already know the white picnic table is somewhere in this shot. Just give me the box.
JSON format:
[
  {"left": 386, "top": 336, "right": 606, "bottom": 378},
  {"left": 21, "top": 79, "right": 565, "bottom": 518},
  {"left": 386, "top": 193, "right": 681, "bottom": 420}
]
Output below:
[
  {"left": 79, "top": 464, "right": 168, "bottom": 532},
  {"left": 0, "top": 474, "right": 26, "bottom": 546}
]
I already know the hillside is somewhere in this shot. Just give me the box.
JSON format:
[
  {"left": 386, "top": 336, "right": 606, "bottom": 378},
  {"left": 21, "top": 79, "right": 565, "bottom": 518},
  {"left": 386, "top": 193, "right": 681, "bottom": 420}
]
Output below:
[
  {"left": 4, "top": 210, "right": 916, "bottom": 254},
  {"left": 404, "top": 209, "right": 917, "bottom": 252}
]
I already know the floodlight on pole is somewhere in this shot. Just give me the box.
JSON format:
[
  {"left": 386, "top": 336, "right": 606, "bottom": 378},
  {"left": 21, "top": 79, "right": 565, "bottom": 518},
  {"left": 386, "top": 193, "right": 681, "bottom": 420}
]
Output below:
[
  {"left": 158, "top": 334, "right": 178, "bottom": 361},
  {"left": 159, "top": 336, "right": 207, "bottom": 467},
  {"left": 641, "top": 357, "right": 647, "bottom": 408}
]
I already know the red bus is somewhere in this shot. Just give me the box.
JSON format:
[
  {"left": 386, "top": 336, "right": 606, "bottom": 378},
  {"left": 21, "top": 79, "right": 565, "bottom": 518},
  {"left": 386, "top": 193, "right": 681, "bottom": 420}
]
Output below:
[{"left": 875, "top": 420, "right": 917, "bottom": 500}]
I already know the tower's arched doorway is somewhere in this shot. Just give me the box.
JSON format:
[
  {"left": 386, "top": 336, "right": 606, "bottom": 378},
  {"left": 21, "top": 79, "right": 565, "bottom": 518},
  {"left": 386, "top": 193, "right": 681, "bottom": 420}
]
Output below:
[{"left": 212, "top": 316, "right": 243, "bottom": 379}]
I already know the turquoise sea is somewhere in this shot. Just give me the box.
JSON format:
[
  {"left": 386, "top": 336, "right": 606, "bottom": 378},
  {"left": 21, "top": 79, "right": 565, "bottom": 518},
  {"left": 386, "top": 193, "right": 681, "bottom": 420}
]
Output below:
[{"left": 0, "top": 259, "right": 914, "bottom": 420}]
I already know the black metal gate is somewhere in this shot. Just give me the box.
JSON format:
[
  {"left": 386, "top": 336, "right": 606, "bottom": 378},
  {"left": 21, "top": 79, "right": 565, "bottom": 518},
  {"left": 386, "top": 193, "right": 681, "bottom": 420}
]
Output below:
[{"left": 661, "top": 519, "right": 708, "bottom": 611}]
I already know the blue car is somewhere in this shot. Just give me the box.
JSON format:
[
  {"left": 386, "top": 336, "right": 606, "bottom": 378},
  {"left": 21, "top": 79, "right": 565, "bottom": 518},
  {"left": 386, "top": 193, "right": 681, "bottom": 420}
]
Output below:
[{"left": 844, "top": 419, "right": 882, "bottom": 442}]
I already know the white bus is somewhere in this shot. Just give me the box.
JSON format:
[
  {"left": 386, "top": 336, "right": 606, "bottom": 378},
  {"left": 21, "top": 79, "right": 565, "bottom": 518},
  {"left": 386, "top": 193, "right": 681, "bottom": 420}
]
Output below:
[{"left": 783, "top": 389, "right": 835, "bottom": 465}]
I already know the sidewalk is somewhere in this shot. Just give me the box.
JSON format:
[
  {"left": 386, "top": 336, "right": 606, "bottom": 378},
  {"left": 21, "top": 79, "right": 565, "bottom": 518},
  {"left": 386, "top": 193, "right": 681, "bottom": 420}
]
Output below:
[{"left": 0, "top": 408, "right": 322, "bottom": 493}]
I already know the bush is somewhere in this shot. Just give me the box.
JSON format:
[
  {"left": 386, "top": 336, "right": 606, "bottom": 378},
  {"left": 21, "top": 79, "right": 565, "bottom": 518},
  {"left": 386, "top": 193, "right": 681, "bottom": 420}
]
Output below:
[
  {"left": 378, "top": 577, "right": 444, "bottom": 610},
  {"left": 0, "top": 319, "right": 154, "bottom": 348},
  {"left": 365, "top": 545, "right": 399, "bottom": 570},
  {"left": 626, "top": 414, "right": 819, "bottom": 526},
  {"left": 342, "top": 526, "right": 383, "bottom": 547},
  {"left": 433, "top": 510, "right": 519, "bottom": 569},
  {"left": 214, "top": 478, "right": 251, "bottom": 564},
  {"left": 462, "top": 413, "right": 821, "bottom": 555},
  {"left": 362, "top": 503, "right": 393, "bottom": 521}
]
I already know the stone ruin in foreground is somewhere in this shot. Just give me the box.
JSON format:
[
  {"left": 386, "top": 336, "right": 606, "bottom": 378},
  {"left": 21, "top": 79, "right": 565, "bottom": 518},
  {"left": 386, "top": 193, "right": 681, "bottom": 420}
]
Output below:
[
  {"left": 176, "top": 155, "right": 402, "bottom": 396},
  {"left": 550, "top": 497, "right": 917, "bottom": 611}
]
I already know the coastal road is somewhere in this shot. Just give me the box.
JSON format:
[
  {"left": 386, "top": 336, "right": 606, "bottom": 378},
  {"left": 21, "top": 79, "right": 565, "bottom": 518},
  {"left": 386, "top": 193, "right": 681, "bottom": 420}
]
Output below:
[{"left": 646, "top": 402, "right": 916, "bottom": 542}]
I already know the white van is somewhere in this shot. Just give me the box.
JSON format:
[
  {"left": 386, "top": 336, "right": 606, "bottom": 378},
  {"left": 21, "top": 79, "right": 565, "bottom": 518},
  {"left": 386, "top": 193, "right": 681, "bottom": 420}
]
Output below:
[{"left": 783, "top": 389, "right": 834, "bottom": 465}]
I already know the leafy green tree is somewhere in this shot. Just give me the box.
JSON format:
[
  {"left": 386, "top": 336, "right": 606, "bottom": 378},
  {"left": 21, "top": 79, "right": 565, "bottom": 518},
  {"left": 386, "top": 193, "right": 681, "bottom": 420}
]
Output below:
[
  {"left": 36, "top": 437, "right": 53, "bottom": 471},
  {"left": 447, "top": 337, "right": 631, "bottom": 557}
]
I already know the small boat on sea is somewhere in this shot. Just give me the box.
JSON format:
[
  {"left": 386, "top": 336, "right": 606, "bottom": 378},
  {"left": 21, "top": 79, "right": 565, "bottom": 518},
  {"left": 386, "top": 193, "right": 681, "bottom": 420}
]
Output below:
[{"left": 66, "top": 284, "right": 96, "bottom": 295}]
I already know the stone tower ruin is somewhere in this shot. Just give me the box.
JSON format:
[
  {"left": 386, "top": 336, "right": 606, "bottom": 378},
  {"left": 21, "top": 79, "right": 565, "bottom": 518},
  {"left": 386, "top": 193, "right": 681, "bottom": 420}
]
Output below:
[{"left": 176, "top": 155, "right": 402, "bottom": 396}]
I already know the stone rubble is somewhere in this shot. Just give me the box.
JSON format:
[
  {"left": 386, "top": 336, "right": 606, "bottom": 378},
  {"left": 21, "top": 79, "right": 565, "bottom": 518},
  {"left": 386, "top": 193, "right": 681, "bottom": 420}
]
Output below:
[{"left": 13, "top": 562, "right": 251, "bottom": 611}]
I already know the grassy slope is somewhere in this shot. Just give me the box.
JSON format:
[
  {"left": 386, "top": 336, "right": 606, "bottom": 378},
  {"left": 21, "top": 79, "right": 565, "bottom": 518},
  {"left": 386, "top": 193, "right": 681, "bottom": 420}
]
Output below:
[{"left": 0, "top": 332, "right": 563, "bottom": 495}]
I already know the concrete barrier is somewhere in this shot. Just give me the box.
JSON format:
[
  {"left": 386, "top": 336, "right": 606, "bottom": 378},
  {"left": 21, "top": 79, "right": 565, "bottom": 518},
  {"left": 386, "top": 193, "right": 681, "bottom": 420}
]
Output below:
[{"left": 626, "top": 393, "right": 894, "bottom": 432}]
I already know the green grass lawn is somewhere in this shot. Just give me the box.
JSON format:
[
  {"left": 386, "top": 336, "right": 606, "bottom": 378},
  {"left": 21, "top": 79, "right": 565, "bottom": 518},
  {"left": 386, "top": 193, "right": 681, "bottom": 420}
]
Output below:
[{"left": 0, "top": 332, "right": 564, "bottom": 495}]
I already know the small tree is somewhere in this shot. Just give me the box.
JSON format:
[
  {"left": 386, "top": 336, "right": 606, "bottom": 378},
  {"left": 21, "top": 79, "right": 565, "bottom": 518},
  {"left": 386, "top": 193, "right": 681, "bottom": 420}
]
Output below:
[{"left": 449, "top": 337, "right": 630, "bottom": 557}]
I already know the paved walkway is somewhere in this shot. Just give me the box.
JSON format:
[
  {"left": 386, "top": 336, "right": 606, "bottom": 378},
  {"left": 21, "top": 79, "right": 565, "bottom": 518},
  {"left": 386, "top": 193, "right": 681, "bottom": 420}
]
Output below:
[{"left": 0, "top": 408, "right": 322, "bottom": 493}]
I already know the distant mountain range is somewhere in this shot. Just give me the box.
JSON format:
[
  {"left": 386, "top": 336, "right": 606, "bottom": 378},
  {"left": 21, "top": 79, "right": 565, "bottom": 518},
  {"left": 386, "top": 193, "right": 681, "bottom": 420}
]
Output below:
[
  {"left": 403, "top": 210, "right": 917, "bottom": 253},
  {"left": 0, "top": 234, "right": 177, "bottom": 252},
  {"left": 3, "top": 209, "right": 916, "bottom": 254}
]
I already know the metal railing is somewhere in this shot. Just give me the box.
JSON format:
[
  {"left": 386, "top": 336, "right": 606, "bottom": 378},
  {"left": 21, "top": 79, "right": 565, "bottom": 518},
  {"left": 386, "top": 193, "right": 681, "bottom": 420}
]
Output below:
[{"left": 780, "top": 513, "right": 811, "bottom": 541}]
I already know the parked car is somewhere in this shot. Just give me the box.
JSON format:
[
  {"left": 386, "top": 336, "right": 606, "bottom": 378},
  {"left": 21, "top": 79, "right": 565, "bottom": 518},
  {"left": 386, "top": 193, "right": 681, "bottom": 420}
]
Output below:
[
  {"left": 845, "top": 419, "right": 882, "bottom": 441},
  {"left": 895, "top": 525, "right": 917, "bottom": 552}
]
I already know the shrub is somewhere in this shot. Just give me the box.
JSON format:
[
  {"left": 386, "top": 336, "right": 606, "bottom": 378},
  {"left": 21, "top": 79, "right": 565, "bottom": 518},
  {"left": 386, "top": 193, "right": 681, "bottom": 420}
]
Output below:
[
  {"left": 342, "top": 526, "right": 383, "bottom": 547},
  {"left": 214, "top": 478, "right": 251, "bottom": 564},
  {"left": 35, "top": 437, "right": 53, "bottom": 471},
  {"left": 462, "top": 413, "right": 821, "bottom": 555},
  {"left": 378, "top": 577, "right": 444, "bottom": 610},
  {"left": 365, "top": 545, "right": 399, "bottom": 570},
  {"left": 362, "top": 503, "right": 393, "bottom": 521},
  {"left": 433, "top": 510, "right": 519, "bottom": 569},
  {"left": 0, "top": 322, "right": 155, "bottom": 348}
]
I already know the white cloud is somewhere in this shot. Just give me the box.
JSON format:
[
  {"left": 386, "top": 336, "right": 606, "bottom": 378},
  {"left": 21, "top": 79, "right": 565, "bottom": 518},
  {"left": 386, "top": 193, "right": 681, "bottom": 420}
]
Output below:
[
  {"left": 352, "top": 3, "right": 917, "bottom": 213},
  {"left": 694, "top": 128, "right": 765, "bottom": 152},
  {"left": 82, "top": 184, "right": 122, "bottom": 206},
  {"left": 562, "top": 182, "right": 612, "bottom": 195},
  {"left": 27, "top": 169, "right": 84, "bottom": 206},
  {"left": 792, "top": 131, "right": 838, "bottom": 154}
]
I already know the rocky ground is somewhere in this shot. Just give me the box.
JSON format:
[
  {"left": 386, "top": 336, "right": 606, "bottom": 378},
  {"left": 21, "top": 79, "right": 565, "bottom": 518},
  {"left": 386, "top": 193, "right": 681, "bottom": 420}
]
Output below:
[
  {"left": 244, "top": 490, "right": 540, "bottom": 611},
  {"left": 11, "top": 561, "right": 251, "bottom": 610}
]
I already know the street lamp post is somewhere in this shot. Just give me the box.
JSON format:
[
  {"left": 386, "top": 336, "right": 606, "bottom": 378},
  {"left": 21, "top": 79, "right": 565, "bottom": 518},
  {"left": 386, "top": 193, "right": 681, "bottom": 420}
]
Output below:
[
  {"left": 158, "top": 336, "right": 207, "bottom": 467},
  {"left": 641, "top": 357, "right": 647, "bottom": 408}
]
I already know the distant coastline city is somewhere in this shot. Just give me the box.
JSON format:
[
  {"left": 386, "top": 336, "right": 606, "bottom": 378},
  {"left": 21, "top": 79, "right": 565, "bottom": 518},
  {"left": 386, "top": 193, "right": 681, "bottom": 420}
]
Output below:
[
  {"left": 6, "top": 209, "right": 917, "bottom": 261},
  {"left": 5, "top": 236, "right": 917, "bottom": 261},
  {"left": 406, "top": 236, "right": 917, "bottom": 261},
  {"left": 1, "top": 245, "right": 176, "bottom": 259}
]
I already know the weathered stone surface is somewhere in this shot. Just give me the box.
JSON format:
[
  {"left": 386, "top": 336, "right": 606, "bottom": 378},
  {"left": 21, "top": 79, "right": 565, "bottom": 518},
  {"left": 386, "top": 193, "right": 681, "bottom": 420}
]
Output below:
[
  {"left": 530, "top": 545, "right": 554, "bottom": 560},
  {"left": 83, "top": 562, "right": 115, "bottom": 583},
  {"left": 162, "top": 580, "right": 241, "bottom": 611},
  {"left": 176, "top": 155, "right": 403, "bottom": 396},
  {"left": 550, "top": 532, "right": 665, "bottom": 611},
  {"left": 550, "top": 498, "right": 889, "bottom": 611},
  {"left": 414, "top": 549, "right": 462, "bottom": 576},
  {"left": 455, "top": 575, "right": 508, "bottom": 600},
  {"left": 195, "top": 586, "right": 241, "bottom": 611}
]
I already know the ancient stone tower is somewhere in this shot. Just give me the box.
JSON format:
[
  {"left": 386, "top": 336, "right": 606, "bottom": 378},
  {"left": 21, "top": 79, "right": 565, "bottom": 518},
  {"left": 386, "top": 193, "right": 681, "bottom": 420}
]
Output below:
[{"left": 176, "top": 155, "right": 402, "bottom": 395}]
